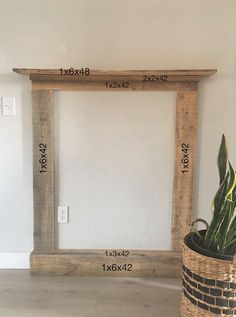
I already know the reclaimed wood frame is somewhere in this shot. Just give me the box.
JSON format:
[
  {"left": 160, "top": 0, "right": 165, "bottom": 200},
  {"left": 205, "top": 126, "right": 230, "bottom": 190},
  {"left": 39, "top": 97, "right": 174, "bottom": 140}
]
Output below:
[{"left": 13, "top": 68, "right": 216, "bottom": 276}]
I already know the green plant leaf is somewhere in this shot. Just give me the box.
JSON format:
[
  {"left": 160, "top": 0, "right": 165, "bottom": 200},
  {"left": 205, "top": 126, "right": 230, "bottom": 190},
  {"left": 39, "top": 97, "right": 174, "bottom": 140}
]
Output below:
[
  {"left": 224, "top": 237, "right": 236, "bottom": 253},
  {"left": 225, "top": 162, "right": 236, "bottom": 200},
  {"left": 215, "top": 162, "right": 236, "bottom": 252},
  {"left": 218, "top": 199, "right": 234, "bottom": 252},
  {"left": 212, "top": 174, "right": 228, "bottom": 216},
  {"left": 218, "top": 163, "right": 236, "bottom": 252},
  {"left": 204, "top": 200, "right": 232, "bottom": 250},
  {"left": 217, "top": 134, "right": 227, "bottom": 185},
  {"left": 226, "top": 215, "right": 236, "bottom": 244},
  {"left": 232, "top": 181, "right": 236, "bottom": 210},
  {"left": 203, "top": 135, "right": 236, "bottom": 255}
]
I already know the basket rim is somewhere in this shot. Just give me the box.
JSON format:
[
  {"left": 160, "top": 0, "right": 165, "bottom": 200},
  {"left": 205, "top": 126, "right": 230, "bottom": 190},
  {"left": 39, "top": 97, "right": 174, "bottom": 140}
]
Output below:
[{"left": 184, "top": 231, "right": 236, "bottom": 264}]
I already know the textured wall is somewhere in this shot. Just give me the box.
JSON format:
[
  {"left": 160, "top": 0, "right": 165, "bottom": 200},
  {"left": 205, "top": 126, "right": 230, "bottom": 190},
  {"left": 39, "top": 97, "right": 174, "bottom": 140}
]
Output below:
[{"left": 0, "top": 0, "right": 235, "bottom": 265}]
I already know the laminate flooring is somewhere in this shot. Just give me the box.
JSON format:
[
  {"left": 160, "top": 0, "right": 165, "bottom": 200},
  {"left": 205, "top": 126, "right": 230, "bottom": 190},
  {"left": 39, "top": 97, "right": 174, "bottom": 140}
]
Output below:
[{"left": 0, "top": 270, "right": 181, "bottom": 317}]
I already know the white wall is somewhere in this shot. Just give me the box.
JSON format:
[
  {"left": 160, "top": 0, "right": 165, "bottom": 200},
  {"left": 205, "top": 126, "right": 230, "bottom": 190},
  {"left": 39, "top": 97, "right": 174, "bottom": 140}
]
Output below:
[
  {"left": 0, "top": 0, "right": 235, "bottom": 266},
  {"left": 55, "top": 91, "right": 175, "bottom": 249}
]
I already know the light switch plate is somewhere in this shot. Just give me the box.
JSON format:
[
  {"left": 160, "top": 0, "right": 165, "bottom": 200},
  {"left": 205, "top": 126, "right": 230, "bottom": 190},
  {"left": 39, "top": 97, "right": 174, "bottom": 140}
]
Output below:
[{"left": 2, "top": 97, "right": 16, "bottom": 116}]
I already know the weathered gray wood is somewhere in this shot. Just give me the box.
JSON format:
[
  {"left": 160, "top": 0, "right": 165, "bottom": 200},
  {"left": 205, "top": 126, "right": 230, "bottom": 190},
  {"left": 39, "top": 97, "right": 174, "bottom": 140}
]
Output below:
[
  {"left": 31, "top": 80, "right": 197, "bottom": 91},
  {"left": 13, "top": 68, "right": 217, "bottom": 77},
  {"left": 30, "top": 250, "right": 182, "bottom": 277},
  {"left": 171, "top": 89, "right": 198, "bottom": 251},
  {"left": 32, "top": 89, "right": 55, "bottom": 250},
  {"left": 30, "top": 74, "right": 201, "bottom": 82},
  {"left": 13, "top": 68, "right": 216, "bottom": 276}
]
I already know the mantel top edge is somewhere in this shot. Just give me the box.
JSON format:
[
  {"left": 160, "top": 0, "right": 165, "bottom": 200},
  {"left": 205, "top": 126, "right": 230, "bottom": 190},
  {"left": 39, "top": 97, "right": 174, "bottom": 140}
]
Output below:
[{"left": 13, "top": 68, "right": 217, "bottom": 77}]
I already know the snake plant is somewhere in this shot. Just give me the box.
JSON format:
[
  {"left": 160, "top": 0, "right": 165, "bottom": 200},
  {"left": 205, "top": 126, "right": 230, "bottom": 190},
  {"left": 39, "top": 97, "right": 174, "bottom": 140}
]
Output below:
[{"left": 203, "top": 135, "right": 236, "bottom": 255}]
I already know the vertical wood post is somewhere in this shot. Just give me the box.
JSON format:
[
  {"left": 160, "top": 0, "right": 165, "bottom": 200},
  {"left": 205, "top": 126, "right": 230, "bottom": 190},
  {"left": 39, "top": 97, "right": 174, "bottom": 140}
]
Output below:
[
  {"left": 32, "top": 89, "right": 55, "bottom": 250},
  {"left": 171, "top": 89, "right": 198, "bottom": 251}
]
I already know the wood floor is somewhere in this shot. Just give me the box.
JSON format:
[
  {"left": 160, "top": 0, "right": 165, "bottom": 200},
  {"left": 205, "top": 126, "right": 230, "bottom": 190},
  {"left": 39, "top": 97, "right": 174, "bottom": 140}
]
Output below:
[{"left": 0, "top": 270, "right": 181, "bottom": 317}]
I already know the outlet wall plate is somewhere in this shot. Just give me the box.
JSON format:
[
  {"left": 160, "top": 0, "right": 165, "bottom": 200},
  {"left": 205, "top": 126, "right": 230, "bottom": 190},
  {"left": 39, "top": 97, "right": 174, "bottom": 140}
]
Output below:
[
  {"left": 57, "top": 206, "right": 69, "bottom": 223},
  {"left": 2, "top": 97, "right": 16, "bottom": 116}
]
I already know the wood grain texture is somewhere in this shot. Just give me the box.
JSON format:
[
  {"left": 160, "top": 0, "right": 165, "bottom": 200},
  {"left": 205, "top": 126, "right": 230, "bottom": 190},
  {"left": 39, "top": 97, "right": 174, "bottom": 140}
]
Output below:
[
  {"left": 30, "top": 250, "right": 182, "bottom": 277},
  {"left": 31, "top": 81, "right": 197, "bottom": 91},
  {"left": 0, "top": 270, "right": 181, "bottom": 316},
  {"left": 30, "top": 74, "right": 202, "bottom": 82},
  {"left": 32, "top": 89, "right": 55, "bottom": 250},
  {"left": 14, "top": 67, "right": 216, "bottom": 276},
  {"left": 171, "top": 90, "right": 198, "bottom": 251},
  {"left": 13, "top": 68, "right": 217, "bottom": 76}
]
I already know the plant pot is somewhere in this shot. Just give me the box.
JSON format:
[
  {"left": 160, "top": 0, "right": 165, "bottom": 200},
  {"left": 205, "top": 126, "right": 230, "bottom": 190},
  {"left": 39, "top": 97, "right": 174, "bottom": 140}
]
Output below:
[
  {"left": 181, "top": 231, "right": 236, "bottom": 317},
  {"left": 186, "top": 230, "right": 234, "bottom": 261}
]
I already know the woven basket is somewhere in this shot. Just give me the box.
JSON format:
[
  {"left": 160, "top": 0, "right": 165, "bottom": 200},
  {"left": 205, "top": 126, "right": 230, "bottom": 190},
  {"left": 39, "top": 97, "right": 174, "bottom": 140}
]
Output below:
[{"left": 181, "top": 235, "right": 236, "bottom": 317}]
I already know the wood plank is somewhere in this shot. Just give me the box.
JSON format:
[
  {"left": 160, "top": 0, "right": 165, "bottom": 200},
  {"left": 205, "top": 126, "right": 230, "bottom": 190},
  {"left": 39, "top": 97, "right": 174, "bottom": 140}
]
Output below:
[
  {"left": 30, "top": 250, "right": 182, "bottom": 277},
  {"left": 31, "top": 80, "right": 197, "bottom": 91},
  {"left": 30, "top": 74, "right": 202, "bottom": 82},
  {"left": 171, "top": 90, "right": 198, "bottom": 251},
  {"left": 0, "top": 270, "right": 181, "bottom": 316},
  {"left": 13, "top": 68, "right": 217, "bottom": 77},
  {"left": 32, "top": 89, "right": 55, "bottom": 250}
]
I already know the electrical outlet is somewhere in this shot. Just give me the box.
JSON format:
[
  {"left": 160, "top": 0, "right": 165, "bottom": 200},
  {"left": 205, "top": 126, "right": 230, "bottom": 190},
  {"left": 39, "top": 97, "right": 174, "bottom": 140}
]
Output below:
[
  {"left": 57, "top": 206, "right": 69, "bottom": 223},
  {"left": 2, "top": 97, "right": 16, "bottom": 116}
]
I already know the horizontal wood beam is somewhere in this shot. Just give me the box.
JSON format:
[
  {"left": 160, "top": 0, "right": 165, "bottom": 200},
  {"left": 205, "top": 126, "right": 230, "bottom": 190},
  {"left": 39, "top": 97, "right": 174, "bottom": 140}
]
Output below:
[
  {"left": 30, "top": 250, "right": 182, "bottom": 277},
  {"left": 30, "top": 74, "right": 202, "bottom": 82},
  {"left": 13, "top": 68, "right": 217, "bottom": 77},
  {"left": 31, "top": 80, "right": 197, "bottom": 91}
]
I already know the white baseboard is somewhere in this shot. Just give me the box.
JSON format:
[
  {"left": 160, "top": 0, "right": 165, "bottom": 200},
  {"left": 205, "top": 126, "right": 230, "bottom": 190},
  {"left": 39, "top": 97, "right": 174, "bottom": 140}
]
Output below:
[{"left": 0, "top": 252, "right": 30, "bottom": 269}]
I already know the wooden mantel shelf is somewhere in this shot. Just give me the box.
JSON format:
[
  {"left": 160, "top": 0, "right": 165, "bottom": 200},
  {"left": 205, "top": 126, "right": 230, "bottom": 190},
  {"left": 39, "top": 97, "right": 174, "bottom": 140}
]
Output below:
[
  {"left": 13, "top": 68, "right": 217, "bottom": 91},
  {"left": 14, "top": 67, "right": 217, "bottom": 275},
  {"left": 13, "top": 68, "right": 217, "bottom": 76}
]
